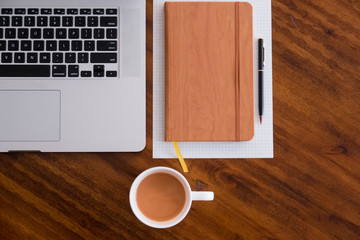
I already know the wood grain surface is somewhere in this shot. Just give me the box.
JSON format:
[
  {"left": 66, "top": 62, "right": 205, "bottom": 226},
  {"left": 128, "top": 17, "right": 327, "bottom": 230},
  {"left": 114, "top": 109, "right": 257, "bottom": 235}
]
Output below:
[{"left": 0, "top": 0, "right": 360, "bottom": 239}]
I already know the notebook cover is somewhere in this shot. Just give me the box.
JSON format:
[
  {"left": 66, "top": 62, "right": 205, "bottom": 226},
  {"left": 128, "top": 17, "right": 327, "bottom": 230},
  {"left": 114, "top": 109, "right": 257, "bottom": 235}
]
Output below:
[{"left": 165, "top": 2, "right": 254, "bottom": 142}]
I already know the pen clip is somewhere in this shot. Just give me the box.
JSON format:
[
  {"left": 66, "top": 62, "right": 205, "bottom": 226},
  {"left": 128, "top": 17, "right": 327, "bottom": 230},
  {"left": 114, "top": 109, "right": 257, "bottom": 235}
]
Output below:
[{"left": 263, "top": 42, "right": 265, "bottom": 67}]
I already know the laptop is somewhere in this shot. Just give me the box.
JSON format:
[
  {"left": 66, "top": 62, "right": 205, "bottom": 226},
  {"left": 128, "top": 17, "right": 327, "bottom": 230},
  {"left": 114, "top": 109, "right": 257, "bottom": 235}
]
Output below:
[{"left": 0, "top": 0, "right": 146, "bottom": 152}]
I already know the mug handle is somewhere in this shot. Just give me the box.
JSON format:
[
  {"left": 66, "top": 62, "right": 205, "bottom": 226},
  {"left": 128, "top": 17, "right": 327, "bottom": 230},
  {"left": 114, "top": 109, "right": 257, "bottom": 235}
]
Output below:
[{"left": 191, "top": 191, "right": 214, "bottom": 201}]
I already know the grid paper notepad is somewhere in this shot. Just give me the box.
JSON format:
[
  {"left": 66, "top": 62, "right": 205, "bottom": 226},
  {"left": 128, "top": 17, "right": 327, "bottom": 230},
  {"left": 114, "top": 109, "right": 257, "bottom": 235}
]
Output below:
[{"left": 153, "top": 0, "right": 274, "bottom": 158}]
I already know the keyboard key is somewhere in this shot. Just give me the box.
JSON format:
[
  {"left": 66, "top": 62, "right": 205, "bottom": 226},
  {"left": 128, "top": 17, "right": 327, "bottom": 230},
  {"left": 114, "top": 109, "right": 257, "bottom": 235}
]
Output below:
[
  {"left": 80, "top": 9, "right": 91, "bottom": 15},
  {"left": 67, "top": 9, "right": 78, "bottom": 15},
  {"left": 2, "top": 53, "right": 12, "bottom": 63},
  {"left": 21, "top": 41, "right": 31, "bottom": 51},
  {"left": 37, "top": 16, "right": 48, "bottom": 27},
  {"left": 0, "top": 17, "right": 10, "bottom": 26},
  {"left": 5, "top": 29, "right": 16, "bottom": 39},
  {"left": 106, "top": 28, "right": 117, "bottom": 39},
  {"left": 81, "top": 28, "right": 92, "bottom": 39},
  {"left": 8, "top": 41, "right": 19, "bottom": 51},
  {"left": 53, "top": 53, "right": 63, "bottom": 63},
  {"left": 50, "top": 16, "right": 61, "bottom": 27},
  {"left": 0, "top": 29, "right": 3, "bottom": 38},
  {"left": 106, "top": 9, "right": 118, "bottom": 15},
  {"left": 84, "top": 41, "right": 95, "bottom": 51},
  {"left": 52, "top": 65, "right": 66, "bottom": 77},
  {"left": 91, "top": 53, "right": 117, "bottom": 63},
  {"left": 59, "top": 41, "right": 70, "bottom": 51},
  {"left": 40, "top": 53, "right": 50, "bottom": 63},
  {"left": 54, "top": 9, "right": 65, "bottom": 15},
  {"left": 78, "top": 53, "right": 89, "bottom": 63},
  {"left": 41, "top": 9, "right": 52, "bottom": 15},
  {"left": 65, "top": 53, "right": 76, "bottom": 63},
  {"left": 0, "top": 65, "right": 50, "bottom": 77},
  {"left": 18, "top": 28, "right": 29, "bottom": 39},
  {"left": 28, "top": 9, "right": 39, "bottom": 15},
  {"left": 93, "top": 9, "right": 104, "bottom": 15},
  {"left": 94, "top": 65, "right": 105, "bottom": 77},
  {"left": 43, "top": 28, "right": 54, "bottom": 39},
  {"left": 2, "top": 9, "right": 13, "bottom": 15},
  {"left": 71, "top": 41, "right": 82, "bottom": 51},
  {"left": 94, "top": 29, "right": 104, "bottom": 39},
  {"left": 100, "top": 17, "right": 117, "bottom": 27},
  {"left": 69, "top": 29, "right": 79, "bottom": 39},
  {"left": 12, "top": 16, "right": 23, "bottom": 26},
  {"left": 56, "top": 29, "right": 67, "bottom": 39},
  {"left": 33, "top": 40, "right": 45, "bottom": 51},
  {"left": 68, "top": 65, "right": 79, "bottom": 77},
  {"left": 27, "top": 53, "right": 38, "bottom": 63},
  {"left": 106, "top": 71, "right": 117, "bottom": 77},
  {"left": 88, "top": 17, "right": 98, "bottom": 27},
  {"left": 15, "top": 9, "right": 26, "bottom": 15},
  {"left": 46, "top": 40, "right": 57, "bottom": 51},
  {"left": 97, "top": 41, "right": 117, "bottom": 51},
  {"left": 0, "top": 41, "right": 6, "bottom": 50},
  {"left": 81, "top": 71, "right": 92, "bottom": 77},
  {"left": 14, "top": 53, "right": 25, "bottom": 63},
  {"left": 75, "top": 17, "right": 86, "bottom": 27},
  {"left": 31, "top": 28, "right": 42, "bottom": 39},
  {"left": 25, "top": 16, "right": 35, "bottom": 26},
  {"left": 62, "top": 16, "right": 73, "bottom": 27}
]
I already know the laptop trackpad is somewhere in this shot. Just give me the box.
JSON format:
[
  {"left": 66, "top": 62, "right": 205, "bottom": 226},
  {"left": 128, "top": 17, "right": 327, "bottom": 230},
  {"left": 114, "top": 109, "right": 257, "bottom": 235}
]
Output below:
[{"left": 0, "top": 91, "right": 60, "bottom": 142}]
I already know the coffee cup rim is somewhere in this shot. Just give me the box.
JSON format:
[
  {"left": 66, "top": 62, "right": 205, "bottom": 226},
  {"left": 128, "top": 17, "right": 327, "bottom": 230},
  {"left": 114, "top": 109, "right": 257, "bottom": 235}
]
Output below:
[{"left": 129, "top": 167, "right": 192, "bottom": 228}]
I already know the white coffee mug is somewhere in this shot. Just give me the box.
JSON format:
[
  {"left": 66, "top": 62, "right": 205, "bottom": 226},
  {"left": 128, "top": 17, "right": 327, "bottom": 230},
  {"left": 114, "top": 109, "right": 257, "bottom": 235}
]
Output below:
[{"left": 129, "top": 167, "right": 214, "bottom": 228}]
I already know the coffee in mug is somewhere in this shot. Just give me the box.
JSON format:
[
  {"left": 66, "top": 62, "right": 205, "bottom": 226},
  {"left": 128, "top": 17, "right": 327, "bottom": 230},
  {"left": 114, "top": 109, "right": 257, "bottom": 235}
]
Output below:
[
  {"left": 130, "top": 167, "right": 214, "bottom": 228},
  {"left": 136, "top": 173, "right": 186, "bottom": 221}
]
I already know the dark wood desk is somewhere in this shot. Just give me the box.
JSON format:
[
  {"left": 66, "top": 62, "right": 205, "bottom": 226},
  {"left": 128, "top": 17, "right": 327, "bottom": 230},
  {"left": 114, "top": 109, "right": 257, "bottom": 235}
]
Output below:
[{"left": 1, "top": 1, "right": 359, "bottom": 239}]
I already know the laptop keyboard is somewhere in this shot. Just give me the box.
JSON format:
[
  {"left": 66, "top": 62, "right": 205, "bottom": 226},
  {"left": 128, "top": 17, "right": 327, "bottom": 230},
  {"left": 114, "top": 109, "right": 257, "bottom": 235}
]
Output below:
[{"left": 0, "top": 8, "right": 119, "bottom": 78}]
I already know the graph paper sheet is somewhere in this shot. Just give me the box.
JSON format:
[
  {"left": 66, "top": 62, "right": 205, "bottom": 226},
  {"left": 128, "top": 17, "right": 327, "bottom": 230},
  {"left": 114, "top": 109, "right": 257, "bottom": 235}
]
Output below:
[{"left": 153, "top": 0, "right": 274, "bottom": 158}]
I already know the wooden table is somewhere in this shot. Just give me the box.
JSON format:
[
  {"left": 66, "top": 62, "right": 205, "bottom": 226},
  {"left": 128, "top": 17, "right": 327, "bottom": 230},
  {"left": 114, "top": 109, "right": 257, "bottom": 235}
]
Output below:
[{"left": 1, "top": 1, "right": 359, "bottom": 239}]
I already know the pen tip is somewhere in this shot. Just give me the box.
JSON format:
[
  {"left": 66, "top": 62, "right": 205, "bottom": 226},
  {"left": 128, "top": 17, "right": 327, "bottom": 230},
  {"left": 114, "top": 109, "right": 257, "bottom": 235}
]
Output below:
[{"left": 260, "top": 116, "right": 263, "bottom": 124}]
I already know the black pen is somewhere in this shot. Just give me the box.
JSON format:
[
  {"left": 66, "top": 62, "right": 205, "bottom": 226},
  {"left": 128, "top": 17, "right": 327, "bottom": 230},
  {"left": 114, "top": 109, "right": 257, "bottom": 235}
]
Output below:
[{"left": 258, "top": 38, "right": 265, "bottom": 124}]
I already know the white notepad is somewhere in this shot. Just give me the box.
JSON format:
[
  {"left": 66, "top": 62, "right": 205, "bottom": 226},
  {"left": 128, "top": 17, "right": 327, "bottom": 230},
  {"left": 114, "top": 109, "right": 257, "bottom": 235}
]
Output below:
[{"left": 153, "top": 0, "right": 274, "bottom": 158}]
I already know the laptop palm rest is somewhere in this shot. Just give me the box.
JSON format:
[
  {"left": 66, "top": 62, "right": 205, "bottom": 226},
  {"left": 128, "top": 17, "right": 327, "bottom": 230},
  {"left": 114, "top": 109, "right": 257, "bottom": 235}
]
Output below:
[{"left": 0, "top": 90, "right": 61, "bottom": 142}]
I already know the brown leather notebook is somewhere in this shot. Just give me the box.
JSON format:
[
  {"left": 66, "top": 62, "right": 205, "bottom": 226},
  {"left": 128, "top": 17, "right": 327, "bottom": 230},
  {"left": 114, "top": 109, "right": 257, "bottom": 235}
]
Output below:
[{"left": 165, "top": 2, "right": 254, "bottom": 142}]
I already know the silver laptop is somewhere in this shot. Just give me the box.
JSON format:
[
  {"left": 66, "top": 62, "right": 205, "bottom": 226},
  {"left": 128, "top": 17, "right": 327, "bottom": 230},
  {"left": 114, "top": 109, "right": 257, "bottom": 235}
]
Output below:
[{"left": 0, "top": 0, "right": 146, "bottom": 152}]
